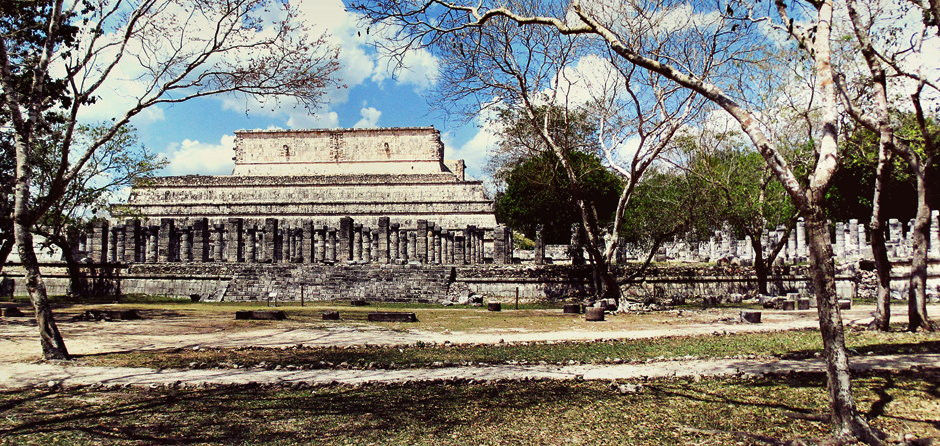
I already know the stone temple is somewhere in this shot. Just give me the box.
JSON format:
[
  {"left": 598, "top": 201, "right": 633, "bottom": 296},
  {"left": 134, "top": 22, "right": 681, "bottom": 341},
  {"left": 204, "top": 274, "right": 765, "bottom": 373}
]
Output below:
[{"left": 123, "top": 127, "right": 496, "bottom": 229}]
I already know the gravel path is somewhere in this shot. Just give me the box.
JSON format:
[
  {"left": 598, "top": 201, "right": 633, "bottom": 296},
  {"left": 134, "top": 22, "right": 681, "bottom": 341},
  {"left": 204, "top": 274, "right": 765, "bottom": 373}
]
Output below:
[{"left": 1, "top": 354, "right": 936, "bottom": 389}]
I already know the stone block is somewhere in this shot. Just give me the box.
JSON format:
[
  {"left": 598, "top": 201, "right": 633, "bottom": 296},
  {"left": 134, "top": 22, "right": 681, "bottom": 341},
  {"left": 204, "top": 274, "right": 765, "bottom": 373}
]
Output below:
[
  {"left": 0, "top": 305, "right": 25, "bottom": 318},
  {"left": 322, "top": 311, "right": 340, "bottom": 320},
  {"left": 235, "top": 310, "right": 286, "bottom": 320},
  {"left": 739, "top": 310, "right": 761, "bottom": 323},
  {"left": 563, "top": 303, "right": 583, "bottom": 314},
  {"left": 367, "top": 312, "right": 418, "bottom": 322},
  {"left": 780, "top": 301, "right": 795, "bottom": 311},
  {"left": 585, "top": 307, "right": 605, "bottom": 321},
  {"left": 797, "top": 299, "right": 810, "bottom": 310},
  {"left": 838, "top": 300, "right": 852, "bottom": 310},
  {"left": 487, "top": 302, "right": 501, "bottom": 312}
]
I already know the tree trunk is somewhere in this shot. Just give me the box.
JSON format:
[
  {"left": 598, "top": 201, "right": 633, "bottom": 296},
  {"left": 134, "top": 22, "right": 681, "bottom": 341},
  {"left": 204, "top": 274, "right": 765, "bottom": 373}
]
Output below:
[
  {"left": 13, "top": 135, "right": 70, "bottom": 360},
  {"left": 805, "top": 207, "right": 881, "bottom": 443},
  {"left": 907, "top": 172, "right": 934, "bottom": 331},
  {"left": 868, "top": 140, "right": 893, "bottom": 331},
  {"left": 749, "top": 233, "right": 769, "bottom": 295},
  {"left": 56, "top": 238, "right": 88, "bottom": 298}
]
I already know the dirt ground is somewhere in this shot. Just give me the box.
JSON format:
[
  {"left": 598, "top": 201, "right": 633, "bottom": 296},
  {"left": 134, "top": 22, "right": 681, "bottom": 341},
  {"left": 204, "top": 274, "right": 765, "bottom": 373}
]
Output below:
[{"left": 2, "top": 303, "right": 932, "bottom": 363}]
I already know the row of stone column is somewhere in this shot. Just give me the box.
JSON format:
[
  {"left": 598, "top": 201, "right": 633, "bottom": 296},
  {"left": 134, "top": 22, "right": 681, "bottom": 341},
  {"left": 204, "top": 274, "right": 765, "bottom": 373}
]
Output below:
[{"left": 87, "top": 217, "right": 514, "bottom": 265}]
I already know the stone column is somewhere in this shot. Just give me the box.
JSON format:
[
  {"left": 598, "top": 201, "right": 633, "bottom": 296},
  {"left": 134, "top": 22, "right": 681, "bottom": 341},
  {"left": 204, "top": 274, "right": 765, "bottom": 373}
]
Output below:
[
  {"left": 454, "top": 235, "right": 465, "bottom": 264},
  {"left": 377, "top": 217, "right": 390, "bottom": 263},
  {"left": 362, "top": 227, "right": 372, "bottom": 263},
  {"left": 389, "top": 223, "right": 400, "bottom": 262},
  {"left": 147, "top": 226, "right": 159, "bottom": 263},
  {"left": 857, "top": 223, "right": 868, "bottom": 258},
  {"left": 408, "top": 230, "right": 417, "bottom": 264},
  {"left": 493, "top": 226, "right": 506, "bottom": 265},
  {"left": 281, "top": 224, "right": 292, "bottom": 263},
  {"left": 353, "top": 224, "right": 363, "bottom": 262},
  {"left": 371, "top": 228, "right": 379, "bottom": 262},
  {"left": 115, "top": 225, "right": 126, "bottom": 263},
  {"left": 287, "top": 228, "right": 296, "bottom": 262},
  {"left": 338, "top": 217, "right": 353, "bottom": 263},
  {"left": 446, "top": 231, "right": 455, "bottom": 264},
  {"left": 416, "top": 220, "right": 428, "bottom": 264},
  {"left": 124, "top": 219, "right": 140, "bottom": 263},
  {"left": 794, "top": 218, "right": 806, "bottom": 260},
  {"left": 158, "top": 219, "right": 174, "bottom": 262},
  {"left": 316, "top": 226, "right": 326, "bottom": 263},
  {"left": 930, "top": 210, "right": 939, "bottom": 258},
  {"left": 432, "top": 224, "right": 442, "bottom": 265},
  {"left": 246, "top": 227, "right": 257, "bottom": 262},
  {"left": 834, "top": 222, "right": 845, "bottom": 258},
  {"left": 226, "top": 218, "right": 243, "bottom": 263},
  {"left": 570, "top": 223, "right": 583, "bottom": 265},
  {"left": 907, "top": 219, "right": 916, "bottom": 256},
  {"left": 847, "top": 218, "right": 859, "bottom": 257},
  {"left": 302, "top": 222, "right": 313, "bottom": 263},
  {"left": 213, "top": 224, "right": 224, "bottom": 261},
  {"left": 467, "top": 226, "right": 477, "bottom": 264},
  {"left": 534, "top": 224, "right": 545, "bottom": 265},
  {"left": 107, "top": 227, "right": 118, "bottom": 263},
  {"left": 478, "top": 229, "right": 486, "bottom": 263},
  {"left": 180, "top": 230, "right": 192, "bottom": 262},
  {"left": 262, "top": 218, "right": 277, "bottom": 263},
  {"left": 400, "top": 229, "right": 409, "bottom": 263},
  {"left": 327, "top": 228, "right": 337, "bottom": 262},
  {"left": 191, "top": 218, "right": 209, "bottom": 262}
]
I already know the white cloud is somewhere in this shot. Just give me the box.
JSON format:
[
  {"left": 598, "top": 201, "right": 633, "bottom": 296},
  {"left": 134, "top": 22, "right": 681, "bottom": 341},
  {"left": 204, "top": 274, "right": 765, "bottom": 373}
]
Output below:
[
  {"left": 164, "top": 135, "right": 236, "bottom": 175},
  {"left": 353, "top": 107, "right": 382, "bottom": 128}
]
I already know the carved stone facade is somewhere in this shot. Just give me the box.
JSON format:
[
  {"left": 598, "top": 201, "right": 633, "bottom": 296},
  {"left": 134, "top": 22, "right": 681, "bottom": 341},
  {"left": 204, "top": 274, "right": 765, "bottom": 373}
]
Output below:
[{"left": 123, "top": 127, "right": 496, "bottom": 229}]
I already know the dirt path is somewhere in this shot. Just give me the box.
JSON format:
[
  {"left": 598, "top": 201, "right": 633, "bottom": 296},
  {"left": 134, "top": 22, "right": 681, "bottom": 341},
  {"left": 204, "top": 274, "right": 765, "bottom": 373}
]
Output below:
[
  {"left": 1, "top": 353, "right": 936, "bottom": 389},
  {"left": 2, "top": 304, "right": 928, "bottom": 363}
]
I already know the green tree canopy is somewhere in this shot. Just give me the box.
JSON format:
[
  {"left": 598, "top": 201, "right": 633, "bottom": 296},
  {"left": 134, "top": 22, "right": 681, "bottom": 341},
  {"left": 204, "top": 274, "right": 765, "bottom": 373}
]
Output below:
[{"left": 496, "top": 150, "right": 622, "bottom": 244}]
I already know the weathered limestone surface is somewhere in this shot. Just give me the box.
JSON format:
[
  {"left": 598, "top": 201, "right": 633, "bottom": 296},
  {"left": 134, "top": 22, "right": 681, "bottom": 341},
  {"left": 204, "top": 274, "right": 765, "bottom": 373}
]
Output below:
[{"left": 122, "top": 127, "right": 495, "bottom": 228}]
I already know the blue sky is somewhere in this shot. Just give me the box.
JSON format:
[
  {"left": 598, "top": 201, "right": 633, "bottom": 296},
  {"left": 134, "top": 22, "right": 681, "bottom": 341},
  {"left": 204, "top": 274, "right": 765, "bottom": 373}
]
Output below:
[{"left": 114, "top": 0, "right": 496, "bottom": 181}]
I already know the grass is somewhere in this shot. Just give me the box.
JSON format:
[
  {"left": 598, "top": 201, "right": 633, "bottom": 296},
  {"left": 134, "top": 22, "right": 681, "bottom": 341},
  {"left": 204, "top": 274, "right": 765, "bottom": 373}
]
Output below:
[
  {"left": 0, "top": 371, "right": 936, "bottom": 445},
  {"left": 78, "top": 326, "right": 940, "bottom": 370},
  {"left": 32, "top": 299, "right": 720, "bottom": 334}
]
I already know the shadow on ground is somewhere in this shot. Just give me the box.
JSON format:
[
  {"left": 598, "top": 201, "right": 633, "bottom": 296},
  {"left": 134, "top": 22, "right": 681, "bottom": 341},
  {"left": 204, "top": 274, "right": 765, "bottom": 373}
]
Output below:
[{"left": 0, "top": 371, "right": 937, "bottom": 445}]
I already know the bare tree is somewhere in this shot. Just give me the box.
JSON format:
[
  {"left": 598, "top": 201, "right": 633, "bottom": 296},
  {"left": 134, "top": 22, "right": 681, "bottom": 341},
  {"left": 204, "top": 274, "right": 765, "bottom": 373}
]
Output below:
[
  {"left": 352, "top": 0, "right": 882, "bottom": 442},
  {"left": 0, "top": 0, "right": 340, "bottom": 359},
  {"left": 837, "top": 0, "right": 936, "bottom": 332},
  {"left": 362, "top": 0, "right": 705, "bottom": 305}
]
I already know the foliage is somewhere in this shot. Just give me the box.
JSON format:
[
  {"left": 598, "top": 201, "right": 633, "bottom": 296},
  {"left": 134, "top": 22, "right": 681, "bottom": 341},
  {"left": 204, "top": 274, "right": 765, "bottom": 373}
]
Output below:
[
  {"left": 616, "top": 167, "right": 712, "bottom": 250},
  {"left": 496, "top": 150, "right": 622, "bottom": 244},
  {"left": 826, "top": 118, "right": 940, "bottom": 222},
  {"left": 492, "top": 104, "right": 623, "bottom": 244}
]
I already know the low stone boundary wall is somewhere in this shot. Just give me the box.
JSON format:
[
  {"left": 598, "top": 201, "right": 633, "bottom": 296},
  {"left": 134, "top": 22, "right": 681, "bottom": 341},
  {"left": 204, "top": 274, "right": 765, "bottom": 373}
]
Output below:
[{"left": 2, "top": 261, "right": 936, "bottom": 303}]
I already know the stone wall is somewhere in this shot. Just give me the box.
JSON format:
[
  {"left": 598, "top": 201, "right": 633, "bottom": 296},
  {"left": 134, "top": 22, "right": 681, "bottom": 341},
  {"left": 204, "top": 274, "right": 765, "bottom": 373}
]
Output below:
[
  {"left": 4, "top": 261, "right": 936, "bottom": 303},
  {"left": 232, "top": 127, "right": 447, "bottom": 176},
  {"left": 83, "top": 216, "right": 513, "bottom": 267}
]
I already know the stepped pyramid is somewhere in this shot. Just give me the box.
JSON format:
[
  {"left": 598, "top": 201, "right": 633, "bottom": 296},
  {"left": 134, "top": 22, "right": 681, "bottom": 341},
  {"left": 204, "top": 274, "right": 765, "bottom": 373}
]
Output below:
[{"left": 123, "top": 127, "right": 497, "bottom": 229}]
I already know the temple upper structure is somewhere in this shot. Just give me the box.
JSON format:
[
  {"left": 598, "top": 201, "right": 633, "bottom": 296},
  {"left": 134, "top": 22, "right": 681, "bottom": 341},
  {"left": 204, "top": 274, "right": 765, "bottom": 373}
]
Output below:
[{"left": 122, "top": 127, "right": 497, "bottom": 229}]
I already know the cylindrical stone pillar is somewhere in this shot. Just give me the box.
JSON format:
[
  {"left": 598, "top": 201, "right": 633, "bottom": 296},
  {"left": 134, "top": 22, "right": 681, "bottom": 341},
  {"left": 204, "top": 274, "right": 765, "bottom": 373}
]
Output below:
[
  {"left": 327, "top": 229, "right": 337, "bottom": 262},
  {"left": 362, "top": 227, "right": 372, "bottom": 263},
  {"left": 408, "top": 231, "right": 417, "bottom": 264},
  {"left": 181, "top": 230, "right": 192, "bottom": 262},
  {"left": 246, "top": 227, "right": 257, "bottom": 262},
  {"left": 390, "top": 224, "right": 400, "bottom": 262},
  {"left": 147, "top": 227, "right": 158, "bottom": 263},
  {"left": 115, "top": 227, "right": 126, "bottom": 263},
  {"left": 353, "top": 224, "right": 362, "bottom": 262}
]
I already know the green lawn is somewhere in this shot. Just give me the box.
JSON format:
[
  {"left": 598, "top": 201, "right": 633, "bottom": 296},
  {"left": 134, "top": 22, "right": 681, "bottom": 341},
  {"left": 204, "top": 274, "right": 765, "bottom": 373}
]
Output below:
[
  {"left": 78, "top": 326, "right": 940, "bottom": 371},
  {"left": 0, "top": 371, "right": 936, "bottom": 445}
]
